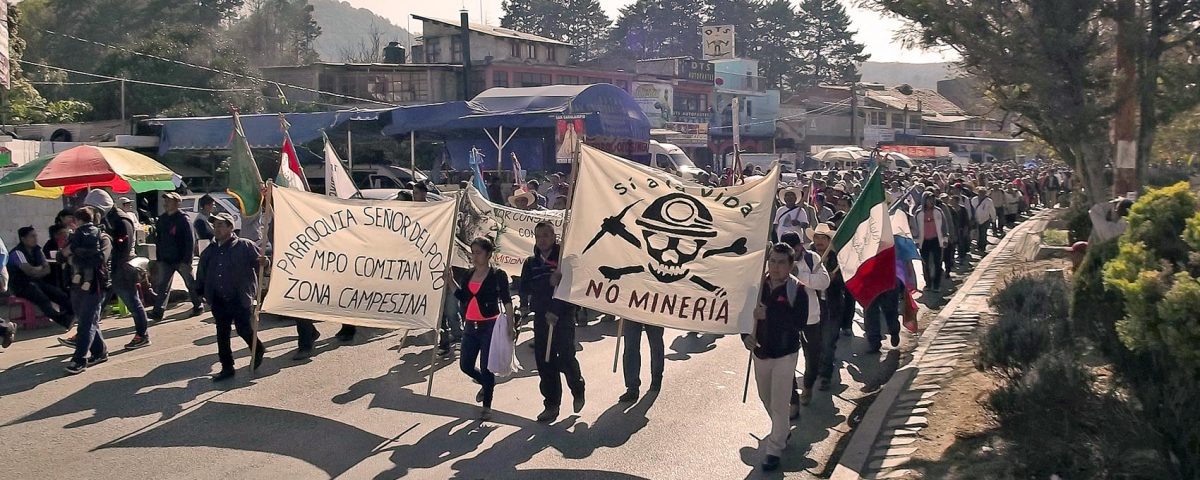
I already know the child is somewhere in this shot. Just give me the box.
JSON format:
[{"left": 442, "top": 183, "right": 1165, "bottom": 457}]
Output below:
[{"left": 68, "top": 210, "right": 103, "bottom": 291}]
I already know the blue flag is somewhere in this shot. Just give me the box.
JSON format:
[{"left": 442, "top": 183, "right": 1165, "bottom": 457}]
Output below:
[{"left": 469, "top": 147, "right": 488, "bottom": 194}]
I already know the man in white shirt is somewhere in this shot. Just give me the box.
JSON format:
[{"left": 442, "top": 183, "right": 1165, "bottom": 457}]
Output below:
[
  {"left": 969, "top": 186, "right": 996, "bottom": 254},
  {"left": 774, "top": 187, "right": 809, "bottom": 243}
]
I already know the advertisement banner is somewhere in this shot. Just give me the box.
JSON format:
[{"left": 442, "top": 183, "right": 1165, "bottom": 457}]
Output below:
[
  {"left": 554, "top": 145, "right": 780, "bottom": 334},
  {"left": 264, "top": 188, "right": 456, "bottom": 330},
  {"left": 633, "top": 82, "right": 672, "bottom": 129},
  {"left": 451, "top": 186, "right": 566, "bottom": 277},
  {"left": 555, "top": 115, "right": 585, "bottom": 164},
  {"left": 880, "top": 145, "right": 950, "bottom": 158},
  {"left": 701, "top": 25, "right": 735, "bottom": 60}
]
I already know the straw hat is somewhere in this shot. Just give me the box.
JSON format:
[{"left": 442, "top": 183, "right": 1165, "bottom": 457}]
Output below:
[
  {"left": 508, "top": 190, "right": 536, "bottom": 208},
  {"left": 812, "top": 222, "right": 835, "bottom": 239},
  {"left": 777, "top": 185, "right": 802, "bottom": 204}
]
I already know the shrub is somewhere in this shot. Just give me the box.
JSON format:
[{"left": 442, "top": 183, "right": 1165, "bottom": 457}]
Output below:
[
  {"left": 977, "top": 312, "right": 1051, "bottom": 381},
  {"left": 1064, "top": 201, "right": 1093, "bottom": 243},
  {"left": 986, "top": 352, "right": 1170, "bottom": 479},
  {"left": 979, "top": 272, "right": 1072, "bottom": 380},
  {"left": 989, "top": 271, "right": 1070, "bottom": 322}
]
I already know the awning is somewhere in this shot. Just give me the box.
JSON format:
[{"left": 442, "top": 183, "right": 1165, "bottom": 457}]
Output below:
[
  {"left": 915, "top": 134, "right": 1025, "bottom": 145},
  {"left": 146, "top": 109, "right": 388, "bottom": 154}
]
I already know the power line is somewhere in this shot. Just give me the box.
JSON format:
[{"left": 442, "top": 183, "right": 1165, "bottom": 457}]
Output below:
[
  {"left": 20, "top": 59, "right": 254, "bottom": 92},
  {"left": 707, "top": 97, "right": 852, "bottom": 131},
  {"left": 39, "top": 28, "right": 399, "bottom": 107},
  {"left": 30, "top": 79, "right": 119, "bottom": 86}
]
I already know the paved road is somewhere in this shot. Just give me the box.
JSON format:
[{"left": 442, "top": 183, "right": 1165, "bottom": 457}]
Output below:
[{"left": 0, "top": 284, "right": 917, "bottom": 479}]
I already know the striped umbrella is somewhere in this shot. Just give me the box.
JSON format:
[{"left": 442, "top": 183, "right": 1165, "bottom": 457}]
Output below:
[{"left": 0, "top": 145, "right": 178, "bottom": 198}]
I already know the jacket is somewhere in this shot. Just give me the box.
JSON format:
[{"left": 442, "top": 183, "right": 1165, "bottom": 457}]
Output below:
[
  {"left": 791, "top": 248, "right": 831, "bottom": 326},
  {"left": 969, "top": 196, "right": 996, "bottom": 224},
  {"left": 912, "top": 207, "right": 949, "bottom": 247},
  {"left": 154, "top": 210, "right": 195, "bottom": 264},
  {"left": 196, "top": 234, "right": 260, "bottom": 304},
  {"left": 519, "top": 244, "right": 571, "bottom": 317},
  {"left": 105, "top": 209, "right": 139, "bottom": 282},
  {"left": 454, "top": 266, "right": 511, "bottom": 320},
  {"left": 68, "top": 228, "right": 113, "bottom": 293},
  {"left": 744, "top": 276, "right": 809, "bottom": 359}
]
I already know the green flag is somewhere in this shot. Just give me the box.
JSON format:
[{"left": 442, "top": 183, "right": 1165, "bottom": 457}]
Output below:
[{"left": 227, "top": 111, "right": 263, "bottom": 216}]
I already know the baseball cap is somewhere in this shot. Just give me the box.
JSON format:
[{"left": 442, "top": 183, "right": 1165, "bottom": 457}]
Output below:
[
  {"left": 210, "top": 212, "right": 235, "bottom": 226},
  {"left": 162, "top": 192, "right": 182, "bottom": 201}
]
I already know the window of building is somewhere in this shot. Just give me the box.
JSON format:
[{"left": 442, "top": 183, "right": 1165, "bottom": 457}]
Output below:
[
  {"left": 674, "top": 92, "right": 707, "bottom": 112},
  {"left": 527, "top": 44, "right": 538, "bottom": 59},
  {"left": 493, "top": 71, "right": 509, "bottom": 88},
  {"left": 909, "top": 114, "right": 922, "bottom": 127},
  {"left": 518, "top": 72, "right": 551, "bottom": 87},
  {"left": 511, "top": 40, "right": 521, "bottom": 58},
  {"left": 557, "top": 75, "right": 579, "bottom": 85},
  {"left": 891, "top": 113, "right": 906, "bottom": 128},
  {"left": 426, "top": 38, "right": 441, "bottom": 63},
  {"left": 869, "top": 111, "right": 887, "bottom": 126},
  {"left": 451, "top": 37, "right": 462, "bottom": 63},
  {"left": 546, "top": 46, "right": 557, "bottom": 61},
  {"left": 584, "top": 76, "right": 609, "bottom": 84}
]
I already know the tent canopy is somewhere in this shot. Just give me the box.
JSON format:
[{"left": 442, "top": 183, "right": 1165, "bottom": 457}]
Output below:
[
  {"left": 381, "top": 84, "right": 650, "bottom": 142},
  {"left": 146, "top": 109, "right": 387, "bottom": 154}
]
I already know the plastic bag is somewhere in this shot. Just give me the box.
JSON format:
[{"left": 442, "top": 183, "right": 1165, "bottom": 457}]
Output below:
[{"left": 487, "top": 312, "right": 522, "bottom": 377}]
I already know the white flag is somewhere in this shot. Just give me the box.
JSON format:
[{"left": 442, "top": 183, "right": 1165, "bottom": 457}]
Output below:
[
  {"left": 263, "top": 188, "right": 456, "bottom": 330},
  {"left": 554, "top": 145, "right": 780, "bottom": 334},
  {"left": 323, "top": 134, "right": 359, "bottom": 199}
]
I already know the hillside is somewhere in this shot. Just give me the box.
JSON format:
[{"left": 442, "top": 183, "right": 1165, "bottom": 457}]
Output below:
[
  {"left": 309, "top": 0, "right": 412, "bottom": 62},
  {"left": 859, "top": 61, "right": 960, "bottom": 89}
]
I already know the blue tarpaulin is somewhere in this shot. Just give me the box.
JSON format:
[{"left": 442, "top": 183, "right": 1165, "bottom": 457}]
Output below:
[
  {"left": 148, "top": 109, "right": 387, "bottom": 155},
  {"left": 381, "top": 84, "right": 650, "bottom": 170}
]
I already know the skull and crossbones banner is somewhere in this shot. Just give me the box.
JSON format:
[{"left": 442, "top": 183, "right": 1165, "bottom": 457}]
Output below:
[{"left": 554, "top": 145, "right": 780, "bottom": 334}]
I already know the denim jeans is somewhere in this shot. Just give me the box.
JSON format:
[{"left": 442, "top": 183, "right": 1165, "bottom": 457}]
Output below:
[
  {"left": 112, "top": 280, "right": 149, "bottom": 337},
  {"left": 439, "top": 290, "right": 462, "bottom": 349},
  {"left": 920, "top": 239, "right": 943, "bottom": 290},
  {"left": 976, "top": 223, "right": 991, "bottom": 253},
  {"left": 460, "top": 319, "right": 496, "bottom": 408},
  {"left": 70, "top": 288, "right": 107, "bottom": 364},
  {"left": 864, "top": 286, "right": 902, "bottom": 349},
  {"left": 622, "top": 320, "right": 664, "bottom": 391},
  {"left": 152, "top": 260, "right": 201, "bottom": 312}
]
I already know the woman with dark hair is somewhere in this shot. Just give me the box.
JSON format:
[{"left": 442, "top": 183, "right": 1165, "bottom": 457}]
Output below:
[{"left": 447, "top": 237, "right": 514, "bottom": 419}]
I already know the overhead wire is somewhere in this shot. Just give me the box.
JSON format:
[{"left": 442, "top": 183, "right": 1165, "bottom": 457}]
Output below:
[
  {"left": 38, "top": 28, "right": 400, "bottom": 107},
  {"left": 19, "top": 59, "right": 254, "bottom": 92}
]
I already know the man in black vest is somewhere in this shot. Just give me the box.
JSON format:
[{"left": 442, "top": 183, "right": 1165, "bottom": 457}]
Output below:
[{"left": 521, "top": 222, "right": 585, "bottom": 422}]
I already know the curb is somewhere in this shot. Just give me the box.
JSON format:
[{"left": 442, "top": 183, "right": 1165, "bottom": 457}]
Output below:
[{"left": 831, "top": 209, "right": 1054, "bottom": 479}]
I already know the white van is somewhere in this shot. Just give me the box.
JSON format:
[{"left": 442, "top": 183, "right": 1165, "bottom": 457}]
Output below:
[{"left": 649, "top": 140, "right": 704, "bottom": 180}]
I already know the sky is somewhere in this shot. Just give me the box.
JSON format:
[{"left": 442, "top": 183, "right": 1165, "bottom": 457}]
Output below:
[{"left": 342, "top": 0, "right": 957, "bottom": 64}]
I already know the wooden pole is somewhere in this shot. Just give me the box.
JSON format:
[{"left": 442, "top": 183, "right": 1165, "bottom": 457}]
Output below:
[
  {"left": 544, "top": 317, "right": 555, "bottom": 364},
  {"left": 743, "top": 241, "right": 773, "bottom": 403},
  {"left": 398, "top": 328, "right": 411, "bottom": 351},
  {"left": 741, "top": 350, "right": 753, "bottom": 403},
  {"left": 426, "top": 327, "right": 438, "bottom": 397},
  {"left": 249, "top": 261, "right": 266, "bottom": 377},
  {"left": 612, "top": 317, "right": 624, "bottom": 373}
]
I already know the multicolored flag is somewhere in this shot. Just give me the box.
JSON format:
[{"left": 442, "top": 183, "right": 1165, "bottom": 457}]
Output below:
[
  {"left": 831, "top": 166, "right": 896, "bottom": 308},
  {"left": 227, "top": 110, "right": 264, "bottom": 217},
  {"left": 511, "top": 152, "right": 528, "bottom": 191},
  {"left": 469, "top": 147, "right": 488, "bottom": 194},
  {"left": 276, "top": 116, "right": 309, "bottom": 191}
]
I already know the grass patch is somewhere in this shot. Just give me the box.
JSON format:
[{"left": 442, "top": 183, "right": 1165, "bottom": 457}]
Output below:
[{"left": 1042, "top": 228, "right": 1069, "bottom": 246}]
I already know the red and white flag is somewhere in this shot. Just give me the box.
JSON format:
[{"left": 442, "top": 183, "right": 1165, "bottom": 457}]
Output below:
[
  {"left": 831, "top": 166, "right": 896, "bottom": 308},
  {"left": 276, "top": 117, "right": 308, "bottom": 191}
]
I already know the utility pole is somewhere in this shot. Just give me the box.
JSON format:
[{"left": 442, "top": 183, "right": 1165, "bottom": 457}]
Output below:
[
  {"left": 120, "top": 79, "right": 126, "bottom": 121},
  {"left": 460, "top": 9, "right": 473, "bottom": 101},
  {"left": 731, "top": 96, "right": 741, "bottom": 171},
  {"left": 1112, "top": 0, "right": 1139, "bottom": 197},
  {"left": 849, "top": 83, "right": 858, "bottom": 147}
]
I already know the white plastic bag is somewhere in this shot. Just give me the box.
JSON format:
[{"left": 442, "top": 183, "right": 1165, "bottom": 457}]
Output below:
[{"left": 487, "top": 312, "right": 521, "bottom": 377}]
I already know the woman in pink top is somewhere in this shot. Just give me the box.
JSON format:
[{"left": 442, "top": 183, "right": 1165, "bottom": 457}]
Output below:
[{"left": 447, "top": 237, "right": 513, "bottom": 419}]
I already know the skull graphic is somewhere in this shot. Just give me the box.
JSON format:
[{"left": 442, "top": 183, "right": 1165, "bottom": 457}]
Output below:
[{"left": 635, "top": 193, "right": 716, "bottom": 282}]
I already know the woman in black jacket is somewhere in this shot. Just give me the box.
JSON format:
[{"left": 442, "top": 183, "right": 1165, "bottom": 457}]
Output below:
[{"left": 448, "top": 237, "right": 514, "bottom": 418}]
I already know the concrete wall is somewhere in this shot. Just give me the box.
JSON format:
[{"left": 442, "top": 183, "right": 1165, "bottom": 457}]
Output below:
[{"left": 0, "top": 194, "right": 64, "bottom": 251}]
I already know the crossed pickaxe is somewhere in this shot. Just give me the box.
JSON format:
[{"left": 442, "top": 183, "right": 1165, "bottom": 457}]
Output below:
[{"left": 582, "top": 200, "right": 644, "bottom": 253}]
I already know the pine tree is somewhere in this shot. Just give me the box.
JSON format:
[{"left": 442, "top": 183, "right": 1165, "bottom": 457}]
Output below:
[
  {"left": 755, "top": 0, "right": 801, "bottom": 89},
  {"left": 703, "top": 0, "right": 764, "bottom": 58},
  {"left": 793, "top": 0, "right": 869, "bottom": 87},
  {"left": 501, "top": 0, "right": 610, "bottom": 63},
  {"left": 609, "top": 0, "right": 703, "bottom": 60}
]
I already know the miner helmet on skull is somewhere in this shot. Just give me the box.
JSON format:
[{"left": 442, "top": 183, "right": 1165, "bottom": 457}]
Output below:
[{"left": 635, "top": 193, "right": 718, "bottom": 239}]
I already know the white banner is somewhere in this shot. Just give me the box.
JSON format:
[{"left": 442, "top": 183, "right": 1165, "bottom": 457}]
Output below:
[
  {"left": 554, "top": 145, "right": 780, "bottom": 334},
  {"left": 263, "top": 188, "right": 456, "bottom": 330},
  {"left": 452, "top": 186, "right": 565, "bottom": 277}
]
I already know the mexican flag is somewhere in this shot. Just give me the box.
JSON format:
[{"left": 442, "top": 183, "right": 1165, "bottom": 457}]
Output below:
[
  {"left": 227, "top": 111, "right": 264, "bottom": 216},
  {"left": 276, "top": 120, "right": 309, "bottom": 191},
  {"left": 831, "top": 166, "right": 896, "bottom": 308}
]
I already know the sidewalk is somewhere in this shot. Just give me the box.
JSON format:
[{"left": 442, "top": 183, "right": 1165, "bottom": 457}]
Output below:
[{"left": 831, "top": 209, "right": 1053, "bottom": 479}]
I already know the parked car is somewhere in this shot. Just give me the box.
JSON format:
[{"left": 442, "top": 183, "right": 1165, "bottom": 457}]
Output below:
[
  {"left": 359, "top": 189, "right": 447, "bottom": 202},
  {"left": 180, "top": 193, "right": 243, "bottom": 232}
]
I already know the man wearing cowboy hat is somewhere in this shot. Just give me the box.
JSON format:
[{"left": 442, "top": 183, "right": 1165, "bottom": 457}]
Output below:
[
  {"left": 774, "top": 186, "right": 809, "bottom": 243},
  {"left": 509, "top": 189, "right": 541, "bottom": 211},
  {"left": 968, "top": 186, "right": 996, "bottom": 254},
  {"left": 197, "top": 212, "right": 265, "bottom": 381},
  {"left": 810, "top": 222, "right": 846, "bottom": 391}
]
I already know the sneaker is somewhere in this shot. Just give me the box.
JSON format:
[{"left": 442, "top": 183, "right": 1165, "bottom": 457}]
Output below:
[
  {"left": 436, "top": 345, "right": 451, "bottom": 357},
  {"left": 799, "top": 389, "right": 813, "bottom": 406},
  {"left": 762, "top": 454, "right": 781, "bottom": 472},
  {"left": 536, "top": 406, "right": 559, "bottom": 423},
  {"left": 211, "top": 369, "right": 235, "bottom": 382},
  {"left": 2, "top": 324, "right": 16, "bottom": 348},
  {"left": 57, "top": 336, "right": 77, "bottom": 348},
  {"left": 125, "top": 335, "right": 151, "bottom": 350},
  {"left": 572, "top": 391, "right": 586, "bottom": 413},
  {"left": 840, "top": 328, "right": 854, "bottom": 338},
  {"left": 292, "top": 348, "right": 314, "bottom": 361},
  {"left": 64, "top": 361, "right": 86, "bottom": 375},
  {"left": 818, "top": 377, "right": 832, "bottom": 391},
  {"left": 890, "top": 334, "right": 901, "bottom": 348},
  {"left": 86, "top": 354, "right": 109, "bottom": 366},
  {"left": 148, "top": 309, "right": 164, "bottom": 321},
  {"left": 253, "top": 345, "right": 266, "bottom": 370},
  {"left": 190, "top": 305, "right": 204, "bottom": 317},
  {"left": 476, "top": 388, "right": 485, "bottom": 403},
  {"left": 618, "top": 389, "right": 638, "bottom": 403}
]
